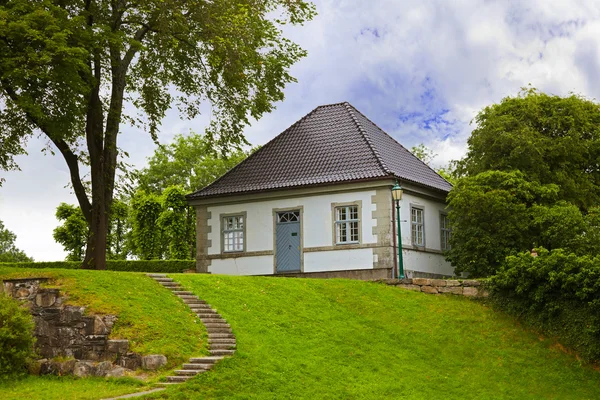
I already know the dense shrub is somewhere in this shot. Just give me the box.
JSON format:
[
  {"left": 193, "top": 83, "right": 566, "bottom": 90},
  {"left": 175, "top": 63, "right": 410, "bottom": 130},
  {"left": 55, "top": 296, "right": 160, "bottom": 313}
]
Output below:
[
  {"left": 0, "top": 295, "right": 35, "bottom": 378},
  {"left": 488, "top": 248, "right": 600, "bottom": 362},
  {"left": 0, "top": 260, "right": 195, "bottom": 273}
]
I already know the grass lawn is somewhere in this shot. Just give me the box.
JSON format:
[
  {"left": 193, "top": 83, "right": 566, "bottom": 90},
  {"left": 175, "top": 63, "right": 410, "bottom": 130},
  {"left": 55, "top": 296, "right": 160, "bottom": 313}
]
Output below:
[
  {"left": 2, "top": 269, "right": 599, "bottom": 399},
  {"left": 0, "top": 375, "right": 151, "bottom": 400},
  {"left": 146, "top": 274, "right": 600, "bottom": 400},
  {"left": 0, "top": 267, "right": 208, "bottom": 400}
]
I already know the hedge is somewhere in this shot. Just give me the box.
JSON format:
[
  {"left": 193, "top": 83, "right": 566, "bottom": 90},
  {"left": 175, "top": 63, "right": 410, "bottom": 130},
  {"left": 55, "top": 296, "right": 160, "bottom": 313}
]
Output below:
[
  {"left": 488, "top": 248, "right": 600, "bottom": 363},
  {"left": 0, "top": 294, "right": 35, "bottom": 378},
  {"left": 0, "top": 260, "right": 195, "bottom": 273}
]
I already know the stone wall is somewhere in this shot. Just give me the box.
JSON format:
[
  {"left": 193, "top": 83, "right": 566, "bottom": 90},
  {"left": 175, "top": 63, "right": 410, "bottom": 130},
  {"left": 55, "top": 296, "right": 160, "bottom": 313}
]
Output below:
[
  {"left": 381, "top": 277, "right": 488, "bottom": 297},
  {"left": 2, "top": 277, "right": 166, "bottom": 377}
]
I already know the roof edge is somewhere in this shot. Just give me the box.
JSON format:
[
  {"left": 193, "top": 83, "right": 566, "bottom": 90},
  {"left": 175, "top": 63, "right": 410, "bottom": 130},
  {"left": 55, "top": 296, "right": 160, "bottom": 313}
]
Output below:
[{"left": 343, "top": 102, "right": 393, "bottom": 176}]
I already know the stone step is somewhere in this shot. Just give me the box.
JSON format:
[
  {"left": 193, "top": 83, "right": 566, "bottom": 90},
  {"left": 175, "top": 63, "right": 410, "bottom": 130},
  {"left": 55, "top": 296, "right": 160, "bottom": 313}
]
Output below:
[
  {"left": 147, "top": 274, "right": 167, "bottom": 278},
  {"left": 182, "top": 363, "right": 214, "bottom": 370},
  {"left": 174, "top": 369, "right": 205, "bottom": 376},
  {"left": 197, "top": 313, "right": 220, "bottom": 319},
  {"left": 208, "top": 333, "right": 235, "bottom": 339},
  {"left": 188, "top": 356, "right": 224, "bottom": 364},
  {"left": 155, "top": 382, "right": 180, "bottom": 386},
  {"left": 204, "top": 322, "right": 230, "bottom": 327},
  {"left": 178, "top": 295, "right": 200, "bottom": 300},
  {"left": 154, "top": 278, "right": 174, "bottom": 282},
  {"left": 171, "top": 291, "right": 194, "bottom": 295},
  {"left": 199, "top": 318, "right": 225, "bottom": 324},
  {"left": 160, "top": 282, "right": 180, "bottom": 287},
  {"left": 205, "top": 327, "right": 232, "bottom": 334},
  {"left": 210, "top": 349, "right": 235, "bottom": 356},
  {"left": 167, "top": 375, "right": 193, "bottom": 382},
  {"left": 184, "top": 299, "right": 207, "bottom": 304},
  {"left": 209, "top": 343, "right": 236, "bottom": 350},
  {"left": 189, "top": 305, "right": 212, "bottom": 311},
  {"left": 208, "top": 338, "right": 236, "bottom": 346}
]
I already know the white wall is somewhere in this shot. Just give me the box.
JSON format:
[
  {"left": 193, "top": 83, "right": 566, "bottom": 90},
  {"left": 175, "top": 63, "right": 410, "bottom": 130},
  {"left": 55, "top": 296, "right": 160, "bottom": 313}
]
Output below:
[
  {"left": 402, "top": 249, "right": 455, "bottom": 276},
  {"left": 304, "top": 248, "right": 374, "bottom": 273},
  {"left": 210, "top": 256, "right": 273, "bottom": 276},
  {"left": 398, "top": 192, "right": 449, "bottom": 251},
  {"left": 207, "top": 190, "right": 377, "bottom": 254}
]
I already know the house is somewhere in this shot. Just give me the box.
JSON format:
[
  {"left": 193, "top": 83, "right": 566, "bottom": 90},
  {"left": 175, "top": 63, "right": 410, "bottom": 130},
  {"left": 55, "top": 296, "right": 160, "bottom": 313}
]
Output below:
[{"left": 187, "top": 102, "right": 454, "bottom": 279}]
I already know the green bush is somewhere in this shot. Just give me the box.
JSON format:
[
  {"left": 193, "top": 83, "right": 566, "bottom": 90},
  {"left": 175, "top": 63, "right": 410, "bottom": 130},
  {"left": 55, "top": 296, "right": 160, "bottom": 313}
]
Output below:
[
  {"left": 0, "top": 294, "right": 35, "bottom": 378},
  {"left": 0, "top": 260, "right": 195, "bottom": 273},
  {"left": 488, "top": 248, "right": 600, "bottom": 362}
]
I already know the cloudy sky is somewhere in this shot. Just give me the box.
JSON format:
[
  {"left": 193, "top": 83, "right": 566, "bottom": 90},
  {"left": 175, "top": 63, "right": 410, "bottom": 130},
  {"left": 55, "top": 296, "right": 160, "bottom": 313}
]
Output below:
[{"left": 2, "top": 0, "right": 600, "bottom": 261}]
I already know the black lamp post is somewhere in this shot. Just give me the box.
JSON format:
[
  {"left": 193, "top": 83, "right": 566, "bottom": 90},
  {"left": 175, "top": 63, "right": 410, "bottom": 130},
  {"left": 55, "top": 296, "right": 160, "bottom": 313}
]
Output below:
[{"left": 391, "top": 181, "right": 405, "bottom": 279}]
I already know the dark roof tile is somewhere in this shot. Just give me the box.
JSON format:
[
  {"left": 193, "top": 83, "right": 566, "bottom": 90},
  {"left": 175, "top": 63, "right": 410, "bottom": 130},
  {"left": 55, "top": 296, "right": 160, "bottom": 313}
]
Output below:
[{"left": 188, "top": 102, "right": 452, "bottom": 199}]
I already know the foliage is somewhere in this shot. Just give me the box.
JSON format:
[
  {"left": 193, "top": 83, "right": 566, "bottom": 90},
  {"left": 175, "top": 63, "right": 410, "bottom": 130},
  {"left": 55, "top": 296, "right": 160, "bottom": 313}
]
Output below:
[
  {"left": 0, "top": 220, "right": 32, "bottom": 263},
  {"left": 0, "top": 267, "right": 207, "bottom": 370},
  {"left": 153, "top": 273, "right": 600, "bottom": 399},
  {"left": 457, "top": 88, "right": 600, "bottom": 210},
  {"left": 53, "top": 200, "right": 130, "bottom": 261},
  {"left": 446, "top": 170, "right": 560, "bottom": 276},
  {"left": 488, "top": 248, "right": 600, "bottom": 362},
  {"left": 0, "top": 260, "right": 194, "bottom": 273},
  {"left": 130, "top": 191, "right": 165, "bottom": 260},
  {"left": 0, "top": 0, "right": 315, "bottom": 269},
  {"left": 136, "top": 133, "right": 250, "bottom": 195},
  {"left": 53, "top": 204, "right": 88, "bottom": 261},
  {"left": 157, "top": 187, "right": 193, "bottom": 259},
  {"left": 0, "top": 294, "right": 35, "bottom": 378}
]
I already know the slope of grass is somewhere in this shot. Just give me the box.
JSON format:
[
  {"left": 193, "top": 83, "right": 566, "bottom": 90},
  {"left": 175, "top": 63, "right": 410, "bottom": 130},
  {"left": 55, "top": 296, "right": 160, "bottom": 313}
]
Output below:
[
  {"left": 0, "top": 267, "right": 207, "bottom": 400},
  {"left": 147, "top": 274, "right": 600, "bottom": 400}
]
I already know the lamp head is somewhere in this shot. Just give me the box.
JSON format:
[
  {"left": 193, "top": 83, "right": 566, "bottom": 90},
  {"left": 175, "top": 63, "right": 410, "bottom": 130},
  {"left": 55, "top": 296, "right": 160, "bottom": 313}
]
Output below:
[{"left": 391, "top": 180, "right": 403, "bottom": 202}]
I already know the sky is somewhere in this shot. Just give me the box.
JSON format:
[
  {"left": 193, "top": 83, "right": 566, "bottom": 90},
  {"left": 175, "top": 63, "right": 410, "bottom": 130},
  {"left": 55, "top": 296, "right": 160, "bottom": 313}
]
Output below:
[{"left": 2, "top": 0, "right": 600, "bottom": 261}]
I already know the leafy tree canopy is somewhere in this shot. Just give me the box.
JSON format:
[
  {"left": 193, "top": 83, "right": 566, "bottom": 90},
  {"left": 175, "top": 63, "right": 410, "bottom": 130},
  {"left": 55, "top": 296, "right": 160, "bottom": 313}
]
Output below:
[
  {"left": 0, "top": 0, "right": 315, "bottom": 269},
  {"left": 136, "top": 133, "right": 250, "bottom": 194},
  {"left": 457, "top": 88, "right": 600, "bottom": 210},
  {"left": 0, "top": 219, "right": 32, "bottom": 262}
]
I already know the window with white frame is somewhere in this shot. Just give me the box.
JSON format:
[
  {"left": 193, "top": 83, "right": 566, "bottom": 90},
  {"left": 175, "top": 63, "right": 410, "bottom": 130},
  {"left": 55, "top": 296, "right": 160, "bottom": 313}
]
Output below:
[
  {"left": 440, "top": 213, "right": 451, "bottom": 251},
  {"left": 335, "top": 205, "right": 359, "bottom": 244},
  {"left": 411, "top": 206, "right": 425, "bottom": 247},
  {"left": 222, "top": 215, "right": 244, "bottom": 252}
]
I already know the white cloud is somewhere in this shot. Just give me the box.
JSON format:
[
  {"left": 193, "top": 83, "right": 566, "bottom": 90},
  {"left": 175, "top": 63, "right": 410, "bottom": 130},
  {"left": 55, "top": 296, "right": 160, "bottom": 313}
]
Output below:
[{"left": 2, "top": 0, "right": 600, "bottom": 260}]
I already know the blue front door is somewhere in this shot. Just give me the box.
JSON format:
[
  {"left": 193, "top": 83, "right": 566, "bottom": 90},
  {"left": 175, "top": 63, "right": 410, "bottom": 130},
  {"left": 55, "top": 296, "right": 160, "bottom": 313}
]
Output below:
[{"left": 276, "top": 211, "right": 301, "bottom": 272}]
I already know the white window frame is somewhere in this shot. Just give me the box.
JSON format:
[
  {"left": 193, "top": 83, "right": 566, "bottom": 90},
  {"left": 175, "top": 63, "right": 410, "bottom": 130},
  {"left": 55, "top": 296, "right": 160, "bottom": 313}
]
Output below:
[
  {"left": 440, "top": 213, "right": 451, "bottom": 251},
  {"left": 334, "top": 205, "right": 360, "bottom": 245},
  {"left": 411, "top": 206, "right": 425, "bottom": 248},
  {"left": 221, "top": 213, "right": 246, "bottom": 253}
]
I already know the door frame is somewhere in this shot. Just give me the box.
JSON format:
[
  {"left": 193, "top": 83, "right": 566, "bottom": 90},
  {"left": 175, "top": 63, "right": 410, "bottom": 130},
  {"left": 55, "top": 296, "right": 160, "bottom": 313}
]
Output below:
[{"left": 272, "top": 206, "right": 304, "bottom": 274}]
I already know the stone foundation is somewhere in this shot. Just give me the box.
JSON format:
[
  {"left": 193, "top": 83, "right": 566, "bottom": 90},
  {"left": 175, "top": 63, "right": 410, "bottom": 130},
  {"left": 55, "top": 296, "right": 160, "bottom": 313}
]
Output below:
[
  {"left": 2, "top": 277, "right": 167, "bottom": 377},
  {"left": 380, "top": 278, "right": 488, "bottom": 297}
]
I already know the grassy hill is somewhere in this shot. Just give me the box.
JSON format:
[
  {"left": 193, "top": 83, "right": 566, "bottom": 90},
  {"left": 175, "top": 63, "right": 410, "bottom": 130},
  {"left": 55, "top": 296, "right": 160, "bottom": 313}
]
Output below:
[{"left": 1, "top": 268, "right": 599, "bottom": 399}]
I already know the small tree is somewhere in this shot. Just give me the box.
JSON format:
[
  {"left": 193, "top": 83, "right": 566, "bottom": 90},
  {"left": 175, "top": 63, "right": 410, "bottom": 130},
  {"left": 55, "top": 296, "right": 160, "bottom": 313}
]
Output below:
[
  {"left": 53, "top": 203, "right": 88, "bottom": 261},
  {"left": 0, "top": 220, "right": 33, "bottom": 262},
  {"left": 0, "top": 294, "right": 35, "bottom": 378}
]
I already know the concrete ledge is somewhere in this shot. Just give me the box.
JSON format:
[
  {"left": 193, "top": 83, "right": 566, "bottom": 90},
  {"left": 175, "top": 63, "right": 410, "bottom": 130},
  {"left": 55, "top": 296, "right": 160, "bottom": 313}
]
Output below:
[{"left": 268, "top": 268, "right": 392, "bottom": 280}]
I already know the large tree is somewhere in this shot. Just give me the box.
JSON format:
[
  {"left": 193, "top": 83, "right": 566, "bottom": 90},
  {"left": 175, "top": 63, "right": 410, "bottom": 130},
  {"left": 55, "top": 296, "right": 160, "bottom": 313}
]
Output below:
[
  {"left": 456, "top": 88, "right": 600, "bottom": 210},
  {"left": 0, "top": 0, "right": 315, "bottom": 269},
  {"left": 0, "top": 220, "right": 33, "bottom": 262}
]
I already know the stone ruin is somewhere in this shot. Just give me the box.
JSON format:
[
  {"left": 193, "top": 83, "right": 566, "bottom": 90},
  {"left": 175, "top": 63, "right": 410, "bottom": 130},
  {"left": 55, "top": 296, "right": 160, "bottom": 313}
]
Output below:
[{"left": 2, "top": 277, "right": 167, "bottom": 377}]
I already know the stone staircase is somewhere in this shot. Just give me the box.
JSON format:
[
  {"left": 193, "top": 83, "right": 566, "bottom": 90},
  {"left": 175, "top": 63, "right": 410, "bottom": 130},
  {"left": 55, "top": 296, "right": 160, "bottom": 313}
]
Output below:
[{"left": 146, "top": 274, "right": 236, "bottom": 384}]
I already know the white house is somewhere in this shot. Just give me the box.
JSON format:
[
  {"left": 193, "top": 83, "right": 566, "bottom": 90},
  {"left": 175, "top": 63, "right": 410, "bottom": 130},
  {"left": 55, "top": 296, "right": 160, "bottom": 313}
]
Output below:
[{"left": 187, "top": 102, "right": 454, "bottom": 279}]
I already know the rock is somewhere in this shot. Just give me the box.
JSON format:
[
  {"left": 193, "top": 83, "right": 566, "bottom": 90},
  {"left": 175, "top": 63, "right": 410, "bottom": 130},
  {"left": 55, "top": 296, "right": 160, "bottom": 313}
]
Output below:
[
  {"left": 141, "top": 355, "right": 167, "bottom": 371},
  {"left": 29, "top": 359, "right": 47, "bottom": 375},
  {"left": 445, "top": 280, "right": 461, "bottom": 287},
  {"left": 421, "top": 286, "right": 439, "bottom": 294},
  {"left": 94, "top": 361, "right": 113, "bottom": 377},
  {"left": 107, "top": 340, "right": 129, "bottom": 355},
  {"left": 412, "top": 278, "right": 431, "bottom": 286},
  {"left": 58, "top": 359, "right": 76, "bottom": 376},
  {"left": 463, "top": 287, "right": 479, "bottom": 297},
  {"left": 398, "top": 284, "right": 421, "bottom": 291},
  {"left": 117, "top": 352, "right": 142, "bottom": 370},
  {"left": 103, "top": 315, "right": 118, "bottom": 331},
  {"left": 106, "top": 366, "right": 127, "bottom": 378},
  {"left": 93, "top": 316, "right": 110, "bottom": 335},
  {"left": 430, "top": 279, "right": 447, "bottom": 287},
  {"left": 16, "top": 287, "right": 31, "bottom": 298},
  {"left": 35, "top": 290, "right": 58, "bottom": 307},
  {"left": 462, "top": 280, "right": 481, "bottom": 287},
  {"left": 399, "top": 278, "right": 413, "bottom": 285},
  {"left": 73, "top": 361, "right": 96, "bottom": 377}
]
